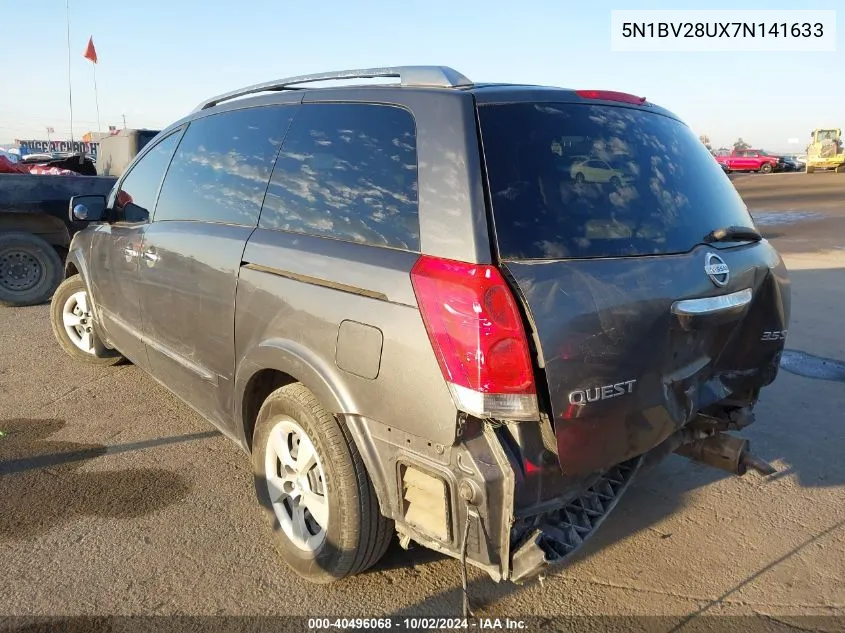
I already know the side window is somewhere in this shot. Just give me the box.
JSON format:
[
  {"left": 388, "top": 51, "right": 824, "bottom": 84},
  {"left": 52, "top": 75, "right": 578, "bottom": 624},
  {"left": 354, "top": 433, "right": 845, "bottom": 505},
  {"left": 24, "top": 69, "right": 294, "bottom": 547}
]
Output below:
[
  {"left": 260, "top": 103, "right": 420, "bottom": 251},
  {"left": 153, "top": 105, "right": 294, "bottom": 226},
  {"left": 113, "top": 130, "right": 183, "bottom": 223}
]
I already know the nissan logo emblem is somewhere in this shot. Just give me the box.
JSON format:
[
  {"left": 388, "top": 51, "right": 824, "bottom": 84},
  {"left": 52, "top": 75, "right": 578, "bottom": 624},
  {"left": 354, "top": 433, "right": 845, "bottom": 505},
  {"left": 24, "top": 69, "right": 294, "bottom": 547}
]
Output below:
[{"left": 704, "top": 252, "right": 730, "bottom": 287}]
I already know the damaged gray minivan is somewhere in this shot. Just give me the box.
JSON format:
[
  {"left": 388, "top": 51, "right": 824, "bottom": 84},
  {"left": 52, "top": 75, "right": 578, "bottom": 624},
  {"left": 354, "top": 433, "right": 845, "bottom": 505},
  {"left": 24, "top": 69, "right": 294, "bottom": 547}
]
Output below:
[{"left": 52, "top": 66, "right": 790, "bottom": 586}]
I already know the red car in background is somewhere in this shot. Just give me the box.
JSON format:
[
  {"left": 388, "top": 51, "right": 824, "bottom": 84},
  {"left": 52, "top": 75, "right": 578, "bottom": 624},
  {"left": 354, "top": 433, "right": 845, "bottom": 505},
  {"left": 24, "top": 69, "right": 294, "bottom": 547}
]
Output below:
[{"left": 715, "top": 149, "right": 784, "bottom": 174}]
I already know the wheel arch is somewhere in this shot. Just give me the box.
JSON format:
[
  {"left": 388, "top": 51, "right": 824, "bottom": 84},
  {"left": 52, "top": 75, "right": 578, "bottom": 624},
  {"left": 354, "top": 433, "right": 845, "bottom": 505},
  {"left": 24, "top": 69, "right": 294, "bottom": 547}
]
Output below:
[
  {"left": 235, "top": 338, "right": 392, "bottom": 515},
  {"left": 64, "top": 259, "right": 80, "bottom": 279},
  {"left": 236, "top": 338, "right": 359, "bottom": 453},
  {"left": 61, "top": 244, "right": 104, "bottom": 318},
  {"left": 239, "top": 367, "right": 298, "bottom": 453}
]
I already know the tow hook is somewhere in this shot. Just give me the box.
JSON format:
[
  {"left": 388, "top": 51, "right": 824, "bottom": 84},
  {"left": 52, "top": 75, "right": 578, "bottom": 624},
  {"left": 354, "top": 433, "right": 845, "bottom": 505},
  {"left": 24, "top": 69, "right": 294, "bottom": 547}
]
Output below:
[{"left": 675, "top": 432, "right": 776, "bottom": 476}]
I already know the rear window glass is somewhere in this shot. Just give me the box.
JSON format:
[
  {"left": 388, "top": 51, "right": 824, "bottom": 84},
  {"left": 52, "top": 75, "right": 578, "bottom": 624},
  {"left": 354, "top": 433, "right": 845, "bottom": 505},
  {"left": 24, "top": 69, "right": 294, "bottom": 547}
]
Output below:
[{"left": 478, "top": 102, "right": 755, "bottom": 260}]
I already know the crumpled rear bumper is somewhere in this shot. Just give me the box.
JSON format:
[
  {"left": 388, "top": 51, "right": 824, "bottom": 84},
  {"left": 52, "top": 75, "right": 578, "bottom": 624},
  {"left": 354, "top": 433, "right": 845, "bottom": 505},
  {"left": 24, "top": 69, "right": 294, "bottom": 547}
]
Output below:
[{"left": 508, "top": 457, "right": 642, "bottom": 584}]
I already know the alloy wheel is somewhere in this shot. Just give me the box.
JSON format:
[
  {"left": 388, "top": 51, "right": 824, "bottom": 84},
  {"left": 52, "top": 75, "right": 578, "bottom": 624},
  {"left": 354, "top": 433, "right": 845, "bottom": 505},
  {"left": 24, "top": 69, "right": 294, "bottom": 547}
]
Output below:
[
  {"left": 264, "top": 416, "right": 329, "bottom": 552},
  {"left": 62, "top": 290, "right": 95, "bottom": 354}
]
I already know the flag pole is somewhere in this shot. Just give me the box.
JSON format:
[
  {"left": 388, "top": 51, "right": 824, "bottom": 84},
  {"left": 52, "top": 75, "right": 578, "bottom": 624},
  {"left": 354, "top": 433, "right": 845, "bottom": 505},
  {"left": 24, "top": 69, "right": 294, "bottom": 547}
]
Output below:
[
  {"left": 92, "top": 63, "right": 101, "bottom": 134},
  {"left": 65, "top": 0, "right": 74, "bottom": 143}
]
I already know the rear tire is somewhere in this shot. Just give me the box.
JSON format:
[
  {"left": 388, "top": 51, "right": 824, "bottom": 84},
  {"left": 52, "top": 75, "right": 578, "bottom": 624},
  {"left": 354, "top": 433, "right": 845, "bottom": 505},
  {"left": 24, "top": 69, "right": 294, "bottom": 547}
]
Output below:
[
  {"left": 252, "top": 383, "right": 393, "bottom": 583},
  {"left": 836, "top": 164, "right": 845, "bottom": 174},
  {"left": 0, "top": 232, "right": 63, "bottom": 307},
  {"left": 49, "top": 274, "right": 124, "bottom": 366}
]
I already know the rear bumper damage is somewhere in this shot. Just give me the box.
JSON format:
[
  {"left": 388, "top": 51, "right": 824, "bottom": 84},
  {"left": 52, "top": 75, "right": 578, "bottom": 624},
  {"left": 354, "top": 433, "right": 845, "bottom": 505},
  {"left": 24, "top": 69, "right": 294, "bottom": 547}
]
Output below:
[
  {"left": 504, "top": 406, "right": 776, "bottom": 583},
  {"left": 508, "top": 457, "right": 642, "bottom": 584},
  {"left": 367, "top": 403, "right": 777, "bottom": 586}
]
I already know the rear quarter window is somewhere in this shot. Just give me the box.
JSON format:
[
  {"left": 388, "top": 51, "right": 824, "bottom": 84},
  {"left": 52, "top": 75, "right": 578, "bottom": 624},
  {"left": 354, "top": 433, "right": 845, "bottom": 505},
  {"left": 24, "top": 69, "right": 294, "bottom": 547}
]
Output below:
[
  {"left": 259, "top": 102, "right": 420, "bottom": 251},
  {"left": 478, "top": 102, "right": 755, "bottom": 260}
]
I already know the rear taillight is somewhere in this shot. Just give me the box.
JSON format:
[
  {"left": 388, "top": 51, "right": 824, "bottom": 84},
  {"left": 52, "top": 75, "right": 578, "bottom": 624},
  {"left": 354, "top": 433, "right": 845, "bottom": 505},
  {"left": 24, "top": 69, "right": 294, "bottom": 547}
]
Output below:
[
  {"left": 410, "top": 255, "right": 539, "bottom": 421},
  {"left": 576, "top": 89, "right": 647, "bottom": 105}
]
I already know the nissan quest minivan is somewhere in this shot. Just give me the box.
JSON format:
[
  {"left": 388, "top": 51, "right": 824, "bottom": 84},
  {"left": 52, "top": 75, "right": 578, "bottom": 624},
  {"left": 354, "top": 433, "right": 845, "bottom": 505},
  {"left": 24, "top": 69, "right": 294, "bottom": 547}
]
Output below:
[{"left": 51, "top": 66, "right": 790, "bottom": 586}]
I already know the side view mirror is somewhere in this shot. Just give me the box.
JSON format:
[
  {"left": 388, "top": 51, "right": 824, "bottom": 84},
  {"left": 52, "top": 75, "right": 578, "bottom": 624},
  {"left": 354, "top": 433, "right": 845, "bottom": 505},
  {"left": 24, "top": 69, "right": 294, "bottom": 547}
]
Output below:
[{"left": 69, "top": 194, "right": 107, "bottom": 223}]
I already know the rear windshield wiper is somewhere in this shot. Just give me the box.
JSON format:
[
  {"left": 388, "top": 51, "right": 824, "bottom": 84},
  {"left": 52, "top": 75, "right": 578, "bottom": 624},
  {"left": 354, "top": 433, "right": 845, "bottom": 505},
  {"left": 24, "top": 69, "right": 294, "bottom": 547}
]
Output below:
[{"left": 703, "top": 226, "right": 762, "bottom": 244}]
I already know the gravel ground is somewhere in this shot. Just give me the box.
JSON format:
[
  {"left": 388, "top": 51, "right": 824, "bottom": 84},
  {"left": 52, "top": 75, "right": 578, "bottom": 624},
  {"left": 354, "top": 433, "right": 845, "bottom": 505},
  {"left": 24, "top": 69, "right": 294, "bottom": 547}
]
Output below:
[{"left": 1, "top": 172, "right": 843, "bottom": 632}]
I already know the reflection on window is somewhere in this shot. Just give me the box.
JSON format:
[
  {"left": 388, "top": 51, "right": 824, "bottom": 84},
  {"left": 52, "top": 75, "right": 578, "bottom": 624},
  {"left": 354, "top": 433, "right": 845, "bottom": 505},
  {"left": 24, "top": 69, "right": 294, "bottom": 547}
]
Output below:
[
  {"left": 260, "top": 103, "right": 420, "bottom": 251},
  {"left": 478, "top": 102, "right": 754, "bottom": 260},
  {"left": 115, "top": 130, "right": 182, "bottom": 223},
  {"left": 154, "top": 106, "right": 294, "bottom": 226}
]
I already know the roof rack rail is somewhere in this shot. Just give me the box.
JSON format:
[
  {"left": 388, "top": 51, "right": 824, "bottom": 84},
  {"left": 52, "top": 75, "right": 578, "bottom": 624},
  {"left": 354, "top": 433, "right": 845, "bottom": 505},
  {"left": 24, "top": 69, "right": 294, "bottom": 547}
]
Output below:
[{"left": 192, "top": 65, "right": 474, "bottom": 113}]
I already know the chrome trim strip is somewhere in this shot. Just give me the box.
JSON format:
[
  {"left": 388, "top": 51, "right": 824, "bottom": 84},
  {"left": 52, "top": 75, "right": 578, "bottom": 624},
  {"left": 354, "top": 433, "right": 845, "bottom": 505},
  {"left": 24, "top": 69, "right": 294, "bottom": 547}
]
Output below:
[
  {"left": 242, "top": 262, "right": 388, "bottom": 302},
  {"left": 671, "top": 288, "right": 753, "bottom": 317}
]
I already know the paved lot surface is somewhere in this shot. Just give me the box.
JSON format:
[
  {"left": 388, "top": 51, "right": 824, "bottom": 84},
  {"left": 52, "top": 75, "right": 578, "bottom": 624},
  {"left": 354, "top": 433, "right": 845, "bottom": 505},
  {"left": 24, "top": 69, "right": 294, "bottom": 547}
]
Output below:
[
  {"left": 1, "top": 173, "right": 844, "bottom": 629},
  {"left": 734, "top": 171, "right": 845, "bottom": 254}
]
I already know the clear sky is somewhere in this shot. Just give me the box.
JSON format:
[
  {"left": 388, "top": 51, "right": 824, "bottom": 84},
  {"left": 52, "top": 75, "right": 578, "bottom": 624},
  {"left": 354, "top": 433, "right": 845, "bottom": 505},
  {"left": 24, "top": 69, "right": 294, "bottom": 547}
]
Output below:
[{"left": 0, "top": 0, "right": 841, "bottom": 152}]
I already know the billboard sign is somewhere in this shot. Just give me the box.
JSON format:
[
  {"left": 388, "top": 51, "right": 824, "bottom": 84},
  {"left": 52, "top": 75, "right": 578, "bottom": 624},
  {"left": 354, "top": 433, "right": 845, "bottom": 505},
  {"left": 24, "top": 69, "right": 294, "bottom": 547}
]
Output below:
[{"left": 16, "top": 139, "right": 98, "bottom": 158}]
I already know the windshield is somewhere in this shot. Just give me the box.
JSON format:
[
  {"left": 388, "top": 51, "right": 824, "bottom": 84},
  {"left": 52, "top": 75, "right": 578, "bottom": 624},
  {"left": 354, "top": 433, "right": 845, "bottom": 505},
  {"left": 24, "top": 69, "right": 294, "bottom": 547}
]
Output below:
[{"left": 477, "top": 102, "right": 756, "bottom": 260}]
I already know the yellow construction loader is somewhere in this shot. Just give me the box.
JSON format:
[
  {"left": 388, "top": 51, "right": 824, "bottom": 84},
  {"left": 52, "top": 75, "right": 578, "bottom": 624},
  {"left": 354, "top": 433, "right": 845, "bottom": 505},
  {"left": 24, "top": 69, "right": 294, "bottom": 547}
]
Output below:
[{"left": 805, "top": 128, "right": 845, "bottom": 173}]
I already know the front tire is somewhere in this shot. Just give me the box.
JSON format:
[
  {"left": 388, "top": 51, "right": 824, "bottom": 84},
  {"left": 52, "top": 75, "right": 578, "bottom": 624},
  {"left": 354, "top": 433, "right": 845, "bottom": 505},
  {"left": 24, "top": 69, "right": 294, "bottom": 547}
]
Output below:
[
  {"left": 252, "top": 383, "right": 393, "bottom": 583},
  {"left": 49, "top": 274, "right": 123, "bottom": 365},
  {"left": 759, "top": 162, "right": 773, "bottom": 174},
  {"left": 0, "top": 232, "right": 63, "bottom": 307}
]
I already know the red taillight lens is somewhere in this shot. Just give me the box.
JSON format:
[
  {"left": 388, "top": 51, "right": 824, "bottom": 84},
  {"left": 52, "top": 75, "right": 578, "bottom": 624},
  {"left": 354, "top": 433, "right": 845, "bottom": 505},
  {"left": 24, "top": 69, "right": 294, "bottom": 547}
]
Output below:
[
  {"left": 410, "top": 255, "right": 538, "bottom": 421},
  {"left": 576, "top": 90, "right": 647, "bottom": 105}
]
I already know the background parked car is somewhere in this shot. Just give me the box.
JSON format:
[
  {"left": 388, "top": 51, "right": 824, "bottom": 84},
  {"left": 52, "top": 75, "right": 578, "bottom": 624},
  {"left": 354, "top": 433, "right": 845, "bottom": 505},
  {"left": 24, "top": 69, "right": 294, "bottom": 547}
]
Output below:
[
  {"left": 0, "top": 130, "right": 161, "bottom": 308},
  {"left": 715, "top": 149, "right": 783, "bottom": 173},
  {"left": 778, "top": 156, "right": 803, "bottom": 172}
]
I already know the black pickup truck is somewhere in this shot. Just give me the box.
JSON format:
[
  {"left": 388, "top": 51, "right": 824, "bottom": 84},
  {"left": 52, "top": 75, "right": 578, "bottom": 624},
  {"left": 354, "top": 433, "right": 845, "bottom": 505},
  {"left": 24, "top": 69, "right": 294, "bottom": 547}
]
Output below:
[
  {"left": 0, "top": 173, "right": 117, "bottom": 306},
  {"left": 0, "top": 128, "right": 159, "bottom": 307}
]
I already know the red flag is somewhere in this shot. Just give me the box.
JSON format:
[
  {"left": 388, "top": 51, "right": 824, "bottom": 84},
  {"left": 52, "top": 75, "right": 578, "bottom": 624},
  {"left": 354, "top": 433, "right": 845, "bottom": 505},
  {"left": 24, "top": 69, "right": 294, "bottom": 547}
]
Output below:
[{"left": 83, "top": 36, "right": 97, "bottom": 64}]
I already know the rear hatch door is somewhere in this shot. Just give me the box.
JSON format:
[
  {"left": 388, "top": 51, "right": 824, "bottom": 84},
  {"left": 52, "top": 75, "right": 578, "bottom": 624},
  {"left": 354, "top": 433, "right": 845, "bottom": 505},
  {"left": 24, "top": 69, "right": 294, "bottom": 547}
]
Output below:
[{"left": 476, "top": 96, "right": 790, "bottom": 476}]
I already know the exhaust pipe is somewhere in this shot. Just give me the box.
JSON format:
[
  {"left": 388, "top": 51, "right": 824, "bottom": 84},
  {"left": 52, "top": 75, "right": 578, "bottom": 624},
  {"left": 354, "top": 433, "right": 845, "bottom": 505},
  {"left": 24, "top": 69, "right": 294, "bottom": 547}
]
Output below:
[
  {"left": 675, "top": 433, "right": 776, "bottom": 476},
  {"left": 740, "top": 452, "right": 776, "bottom": 476}
]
